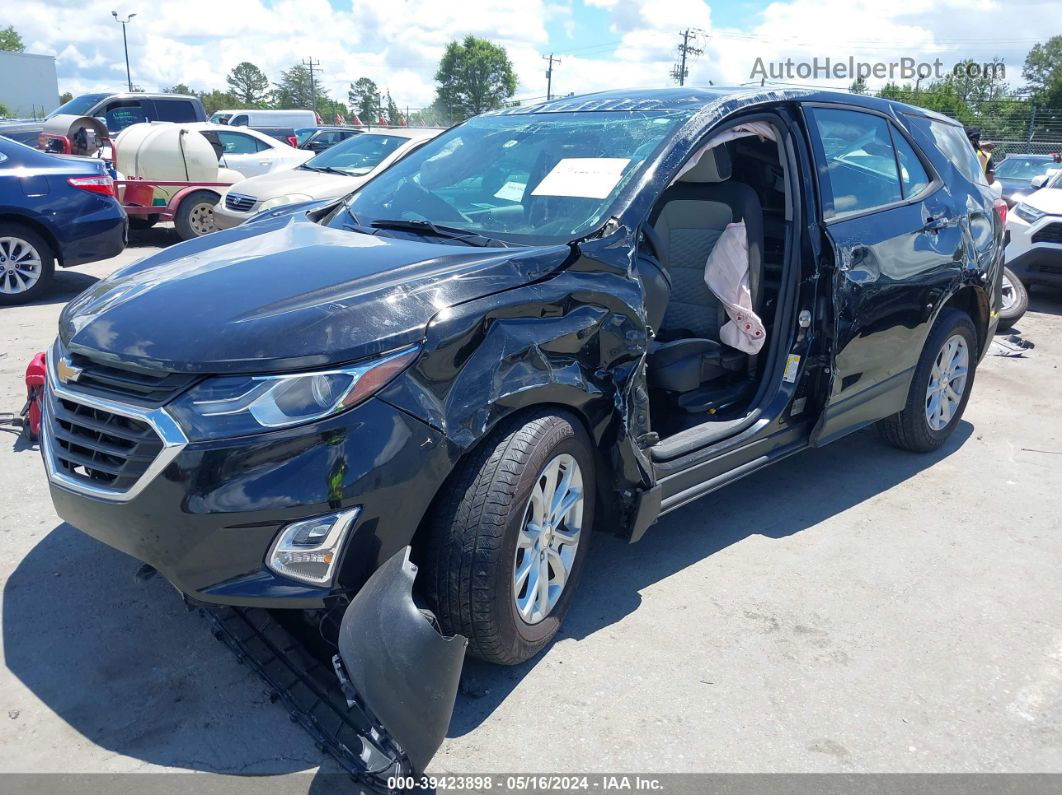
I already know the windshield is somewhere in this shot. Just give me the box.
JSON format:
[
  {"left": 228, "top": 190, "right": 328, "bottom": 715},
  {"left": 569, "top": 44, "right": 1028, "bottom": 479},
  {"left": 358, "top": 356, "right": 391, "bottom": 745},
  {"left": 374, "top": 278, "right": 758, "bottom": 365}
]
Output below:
[
  {"left": 333, "top": 110, "right": 691, "bottom": 245},
  {"left": 996, "top": 157, "right": 1053, "bottom": 180},
  {"left": 306, "top": 132, "right": 407, "bottom": 175},
  {"left": 210, "top": 112, "right": 234, "bottom": 125},
  {"left": 47, "top": 93, "right": 107, "bottom": 119}
]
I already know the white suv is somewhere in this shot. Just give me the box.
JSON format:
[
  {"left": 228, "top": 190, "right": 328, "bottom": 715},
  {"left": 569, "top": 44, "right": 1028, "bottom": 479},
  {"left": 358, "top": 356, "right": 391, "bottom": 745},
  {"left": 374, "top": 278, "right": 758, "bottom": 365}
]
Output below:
[{"left": 1006, "top": 167, "right": 1062, "bottom": 293}]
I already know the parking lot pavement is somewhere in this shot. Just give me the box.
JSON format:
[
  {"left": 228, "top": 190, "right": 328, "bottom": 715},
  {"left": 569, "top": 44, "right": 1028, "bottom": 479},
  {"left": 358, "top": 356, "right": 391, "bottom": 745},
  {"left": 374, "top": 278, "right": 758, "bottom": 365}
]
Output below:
[{"left": 1, "top": 228, "right": 1060, "bottom": 778}]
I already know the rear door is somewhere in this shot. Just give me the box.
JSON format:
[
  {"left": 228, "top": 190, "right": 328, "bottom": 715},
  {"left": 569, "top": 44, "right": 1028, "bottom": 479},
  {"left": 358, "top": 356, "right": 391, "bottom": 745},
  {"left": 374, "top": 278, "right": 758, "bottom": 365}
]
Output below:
[{"left": 803, "top": 104, "right": 965, "bottom": 445}]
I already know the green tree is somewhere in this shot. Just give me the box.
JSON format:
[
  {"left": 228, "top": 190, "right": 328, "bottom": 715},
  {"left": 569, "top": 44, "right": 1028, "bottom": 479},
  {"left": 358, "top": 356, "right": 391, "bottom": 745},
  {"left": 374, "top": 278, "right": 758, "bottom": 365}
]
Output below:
[
  {"left": 385, "top": 91, "right": 401, "bottom": 124},
  {"left": 163, "top": 83, "right": 193, "bottom": 95},
  {"left": 274, "top": 63, "right": 317, "bottom": 109},
  {"left": 348, "top": 77, "right": 381, "bottom": 123},
  {"left": 226, "top": 61, "right": 271, "bottom": 107},
  {"left": 317, "top": 97, "right": 349, "bottom": 125},
  {"left": 848, "top": 77, "right": 868, "bottom": 95},
  {"left": 0, "top": 102, "right": 12, "bottom": 118},
  {"left": 434, "top": 35, "right": 517, "bottom": 122},
  {"left": 1023, "top": 36, "right": 1062, "bottom": 98},
  {"left": 0, "top": 25, "right": 25, "bottom": 53},
  {"left": 59, "top": 91, "right": 73, "bottom": 104},
  {"left": 197, "top": 89, "right": 238, "bottom": 115}
]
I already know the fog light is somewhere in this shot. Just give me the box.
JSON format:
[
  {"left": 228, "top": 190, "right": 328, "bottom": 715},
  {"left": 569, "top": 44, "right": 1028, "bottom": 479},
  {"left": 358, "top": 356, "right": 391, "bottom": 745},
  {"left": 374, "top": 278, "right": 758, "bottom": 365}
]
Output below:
[{"left": 266, "top": 507, "right": 361, "bottom": 586}]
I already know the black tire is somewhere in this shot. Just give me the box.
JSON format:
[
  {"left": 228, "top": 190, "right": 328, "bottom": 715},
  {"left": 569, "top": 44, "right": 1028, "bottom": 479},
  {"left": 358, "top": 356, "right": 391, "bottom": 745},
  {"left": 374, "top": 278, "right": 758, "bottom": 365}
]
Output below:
[
  {"left": 424, "top": 411, "right": 596, "bottom": 665},
  {"left": 0, "top": 223, "right": 55, "bottom": 306},
  {"left": 128, "top": 214, "right": 158, "bottom": 231},
  {"left": 878, "top": 309, "right": 978, "bottom": 452},
  {"left": 997, "top": 266, "right": 1028, "bottom": 331},
  {"left": 174, "top": 191, "right": 219, "bottom": 240}
]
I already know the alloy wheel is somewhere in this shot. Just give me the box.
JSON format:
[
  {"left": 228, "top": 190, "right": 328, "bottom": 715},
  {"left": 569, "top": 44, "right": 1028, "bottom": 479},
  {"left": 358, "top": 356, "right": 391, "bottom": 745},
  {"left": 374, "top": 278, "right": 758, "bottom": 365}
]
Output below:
[
  {"left": 0, "top": 236, "right": 43, "bottom": 296},
  {"left": 1000, "top": 272, "right": 1016, "bottom": 312},
  {"left": 513, "top": 453, "right": 584, "bottom": 625},
  {"left": 925, "top": 333, "right": 969, "bottom": 432}
]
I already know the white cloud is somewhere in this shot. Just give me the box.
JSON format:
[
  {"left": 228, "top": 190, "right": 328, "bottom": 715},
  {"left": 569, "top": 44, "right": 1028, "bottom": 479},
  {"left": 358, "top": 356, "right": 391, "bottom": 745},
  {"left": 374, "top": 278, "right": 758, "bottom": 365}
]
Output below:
[{"left": 2, "top": 0, "right": 1054, "bottom": 111}]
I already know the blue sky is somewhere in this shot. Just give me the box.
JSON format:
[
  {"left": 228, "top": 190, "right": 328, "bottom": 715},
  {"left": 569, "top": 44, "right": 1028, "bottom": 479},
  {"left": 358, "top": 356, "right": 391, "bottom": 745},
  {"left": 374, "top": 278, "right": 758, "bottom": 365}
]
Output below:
[{"left": 3, "top": 0, "right": 1057, "bottom": 110}]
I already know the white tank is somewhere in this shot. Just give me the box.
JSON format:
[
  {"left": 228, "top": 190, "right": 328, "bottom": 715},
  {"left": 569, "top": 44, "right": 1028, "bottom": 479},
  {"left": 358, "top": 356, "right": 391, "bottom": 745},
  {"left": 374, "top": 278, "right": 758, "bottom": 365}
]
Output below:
[{"left": 114, "top": 123, "right": 220, "bottom": 182}]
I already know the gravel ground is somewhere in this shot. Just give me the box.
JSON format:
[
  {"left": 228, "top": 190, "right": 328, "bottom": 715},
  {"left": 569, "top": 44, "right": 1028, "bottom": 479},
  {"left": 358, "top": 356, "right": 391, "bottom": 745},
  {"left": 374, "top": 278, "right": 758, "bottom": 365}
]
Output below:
[{"left": 0, "top": 226, "right": 1060, "bottom": 782}]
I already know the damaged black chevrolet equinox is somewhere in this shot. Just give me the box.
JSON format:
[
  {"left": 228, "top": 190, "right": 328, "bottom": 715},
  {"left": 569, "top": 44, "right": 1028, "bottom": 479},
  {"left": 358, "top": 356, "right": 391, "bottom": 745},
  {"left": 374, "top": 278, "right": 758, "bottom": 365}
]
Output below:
[{"left": 42, "top": 88, "right": 1004, "bottom": 776}]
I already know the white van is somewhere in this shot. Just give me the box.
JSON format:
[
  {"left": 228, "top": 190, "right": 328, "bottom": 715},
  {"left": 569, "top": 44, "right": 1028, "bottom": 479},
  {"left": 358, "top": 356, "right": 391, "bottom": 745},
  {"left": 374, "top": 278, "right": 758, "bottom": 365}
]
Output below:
[{"left": 209, "top": 109, "right": 320, "bottom": 128}]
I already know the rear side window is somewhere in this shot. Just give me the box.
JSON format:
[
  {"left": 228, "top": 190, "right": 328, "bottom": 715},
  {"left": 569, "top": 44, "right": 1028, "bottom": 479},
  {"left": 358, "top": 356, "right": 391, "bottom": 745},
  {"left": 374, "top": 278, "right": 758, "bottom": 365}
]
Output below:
[
  {"left": 102, "top": 100, "right": 147, "bottom": 132},
  {"left": 808, "top": 107, "right": 902, "bottom": 217},
  {"left": 217, "top": 131, "right": 268, "bottom": 154},
  {"left": 916, "top": 117, "right": 987, "bottom": 187},
  {"left": 154, "top": 100, "right": 196, "bottom": 122},
  {"left": 891, "top": 131, "right": 931, "bottom": 199},
  {"left": 231, "top": 115, "right": 249, "bottom": 126}
]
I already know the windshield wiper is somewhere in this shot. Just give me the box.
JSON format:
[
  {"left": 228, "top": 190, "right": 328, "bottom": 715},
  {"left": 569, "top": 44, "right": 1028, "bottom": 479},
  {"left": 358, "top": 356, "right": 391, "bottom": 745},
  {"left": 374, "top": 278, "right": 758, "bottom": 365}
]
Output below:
[
  {"left": 368, "top": 218, "right": 514, "bottom": 248},
  {"left": 301, "top": 164, "right": 349, "bottom": 176}
]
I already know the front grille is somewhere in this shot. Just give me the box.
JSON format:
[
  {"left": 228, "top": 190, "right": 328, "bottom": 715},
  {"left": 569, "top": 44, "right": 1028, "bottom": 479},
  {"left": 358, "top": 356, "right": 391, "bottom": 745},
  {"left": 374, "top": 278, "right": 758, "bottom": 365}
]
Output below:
[
  {"left": 47, "top": 392, "right": 164, "bottom": 490},
  {"left": 1032, "top": 222, "right": 1062, "bottom": 245},
  {"left": 63, "top": 350, "right": 196, "bottom": 406},
  {"left": 225, "top": 192, "right": 257, "bottom": 212}
]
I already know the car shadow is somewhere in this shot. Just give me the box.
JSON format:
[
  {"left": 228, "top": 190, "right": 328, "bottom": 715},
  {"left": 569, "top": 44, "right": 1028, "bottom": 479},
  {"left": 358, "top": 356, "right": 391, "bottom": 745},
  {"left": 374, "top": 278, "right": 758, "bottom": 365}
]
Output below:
[
  {"left": 128, "top": 226, "right": 181, "bottom": 248},
  {"left": 447, "top": 422, "right": 973, "bottom": 737},
  {"left": 1028, "top": 286, "right": 1062, "bottom": 318},
  {"left": 2, "top": 523, "right": 320, "bottom": 774},
  {"left": 20, "top": 270, "right": 101, "bottom": 306}
]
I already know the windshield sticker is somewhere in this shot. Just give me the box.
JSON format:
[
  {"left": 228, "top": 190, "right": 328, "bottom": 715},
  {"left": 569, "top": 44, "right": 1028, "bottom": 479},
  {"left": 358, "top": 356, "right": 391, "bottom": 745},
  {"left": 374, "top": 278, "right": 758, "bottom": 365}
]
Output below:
[
  {"left": 493, "top": 181, "right": 527, "bottom": 202},
  {"left": 531, "top": 158, "right": 631, "bottom": 199}
]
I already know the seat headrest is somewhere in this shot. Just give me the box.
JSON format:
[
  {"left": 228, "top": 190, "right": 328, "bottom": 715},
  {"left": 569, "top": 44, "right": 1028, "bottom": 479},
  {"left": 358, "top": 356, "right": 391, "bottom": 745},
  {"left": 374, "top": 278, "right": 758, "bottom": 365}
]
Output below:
[{"left": 678, "top": 146, "right": 732, "bottom": 183}]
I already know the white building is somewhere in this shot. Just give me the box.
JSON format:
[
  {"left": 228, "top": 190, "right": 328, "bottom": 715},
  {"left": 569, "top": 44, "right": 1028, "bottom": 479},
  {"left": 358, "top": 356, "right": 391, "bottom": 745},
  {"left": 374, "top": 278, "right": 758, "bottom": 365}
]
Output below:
[{"left": 0, "top": 51, "right": 59, "bottom": 119}]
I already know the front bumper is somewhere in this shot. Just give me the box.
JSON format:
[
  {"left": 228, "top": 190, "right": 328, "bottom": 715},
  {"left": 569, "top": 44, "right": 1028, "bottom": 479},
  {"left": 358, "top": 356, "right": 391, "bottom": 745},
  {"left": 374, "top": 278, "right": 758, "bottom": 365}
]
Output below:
[
  {"left": 43, "top": 371, "right": 453, "bottom": 608},
  {"left": 1005, "top": 214, "right": 1062, "bottom": 287},
  {"left": 212, "top": 203, "right": 254, "bottom": 230}
]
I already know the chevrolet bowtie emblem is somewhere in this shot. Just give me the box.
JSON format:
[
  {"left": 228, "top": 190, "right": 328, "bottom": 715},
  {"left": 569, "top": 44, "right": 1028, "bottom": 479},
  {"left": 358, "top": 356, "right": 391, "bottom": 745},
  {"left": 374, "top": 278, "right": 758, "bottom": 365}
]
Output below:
[{"left": 57, "top": 357, "right": 83, "bottom": 384}]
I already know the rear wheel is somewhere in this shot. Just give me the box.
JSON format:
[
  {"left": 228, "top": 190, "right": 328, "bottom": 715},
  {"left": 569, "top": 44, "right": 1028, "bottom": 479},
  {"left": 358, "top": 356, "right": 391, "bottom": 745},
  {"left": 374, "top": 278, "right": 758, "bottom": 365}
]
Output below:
[
  {"left": 424, "top": 411, "right": 595, "bottom": 665},
  {"left": 174, "top": 191, "right": 219, "bottom": 240},
  {"left": 878, "top": 309, "right": 977, "bottom": 452},
  {"left": 997, "top": 266, "right": 1028, "bottom": 331},
  {"left": 0, "top": 224, "right": 55, "bottom": 306}
]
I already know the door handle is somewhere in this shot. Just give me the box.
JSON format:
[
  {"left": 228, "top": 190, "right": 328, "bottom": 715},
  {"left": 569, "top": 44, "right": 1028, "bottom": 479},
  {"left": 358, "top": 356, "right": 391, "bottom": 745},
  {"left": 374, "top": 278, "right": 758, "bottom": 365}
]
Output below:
[
  {"left": 258, "top": 160, "right": 270, "bottom": 165},
  {"left": 923, "top": 216, "right": 950, "bottom": 231}
]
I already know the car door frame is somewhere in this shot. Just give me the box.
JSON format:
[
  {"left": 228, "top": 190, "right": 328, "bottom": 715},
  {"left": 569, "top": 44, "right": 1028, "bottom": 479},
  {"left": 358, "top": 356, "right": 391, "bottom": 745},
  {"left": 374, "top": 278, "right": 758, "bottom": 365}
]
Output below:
[{"left": 217, "top": 129, "right": 275, "bottom": 177}]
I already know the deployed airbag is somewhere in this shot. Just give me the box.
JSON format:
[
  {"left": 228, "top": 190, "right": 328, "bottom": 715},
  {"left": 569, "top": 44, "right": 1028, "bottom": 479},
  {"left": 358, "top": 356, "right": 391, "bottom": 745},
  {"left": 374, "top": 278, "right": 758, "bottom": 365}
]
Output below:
[{"left": 703, "top": 220, "right": 766, "bottom": 354}]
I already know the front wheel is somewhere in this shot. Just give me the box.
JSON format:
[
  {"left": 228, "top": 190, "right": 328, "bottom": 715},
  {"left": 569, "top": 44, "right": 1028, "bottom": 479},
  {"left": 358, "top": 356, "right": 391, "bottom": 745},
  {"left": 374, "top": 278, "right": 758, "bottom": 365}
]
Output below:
[
  {"left": 997, "top": 266, "right": 1028, "bottom": 331},
  {"left": 878, "top": 309, "right": 978, "bottom": 452},
  {"left": 424, "top": 411, "right": 595, "bottom": 665}
]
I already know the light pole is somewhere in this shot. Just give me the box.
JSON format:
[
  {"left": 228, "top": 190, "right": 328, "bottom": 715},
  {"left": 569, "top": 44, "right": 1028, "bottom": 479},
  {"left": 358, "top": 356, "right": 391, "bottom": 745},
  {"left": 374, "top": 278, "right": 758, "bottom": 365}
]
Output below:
[{"left": 111, "top": 11, "right": 137, "bottom": 92}]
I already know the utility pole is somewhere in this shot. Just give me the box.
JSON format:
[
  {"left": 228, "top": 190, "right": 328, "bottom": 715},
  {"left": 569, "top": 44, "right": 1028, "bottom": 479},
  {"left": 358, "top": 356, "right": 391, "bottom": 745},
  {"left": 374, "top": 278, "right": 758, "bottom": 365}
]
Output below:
[
  {"left": 1026, "top": 104, "right": 1037, "bottom": 154},
  {"left": 543, "top": 53, "right": 561, "bottom": 101},
  {"left": 303, "top": 57, "right": 321, "bottom": 113},
  {"left": 111, "top": 11, "right": 137, "bottom": 92},
  {"left": 671, "top": 28, "right": 704, "bottom": 86}
]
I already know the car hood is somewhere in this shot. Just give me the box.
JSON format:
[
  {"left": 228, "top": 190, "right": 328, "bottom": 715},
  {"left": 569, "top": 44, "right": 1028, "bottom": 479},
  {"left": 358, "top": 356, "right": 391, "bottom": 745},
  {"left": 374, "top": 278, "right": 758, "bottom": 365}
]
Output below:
[
  {"left": 1023, "top": 187, "right": 1062, "bottom": 216},
  {"left": 228, "top": 167, "right": 365, "bottom": 202},
  {"left": 59, "top": 212, "right": 571, "bottom": 374}
]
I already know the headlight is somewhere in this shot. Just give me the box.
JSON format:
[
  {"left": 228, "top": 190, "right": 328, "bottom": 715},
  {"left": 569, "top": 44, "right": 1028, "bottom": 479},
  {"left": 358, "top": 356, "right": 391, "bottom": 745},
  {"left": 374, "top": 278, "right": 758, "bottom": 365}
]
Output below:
[
  {"left": 168, "top": 345, "right": 420, "bottom": 440},
  {"left": 1013, "top": 202, "right": 1046, "bottom": 224},
  {"left": 267, "top": 507, "right": 360, "bottom": 585},
  {"left": 260, "top": 193, "right": 313, "bottom": 211}
]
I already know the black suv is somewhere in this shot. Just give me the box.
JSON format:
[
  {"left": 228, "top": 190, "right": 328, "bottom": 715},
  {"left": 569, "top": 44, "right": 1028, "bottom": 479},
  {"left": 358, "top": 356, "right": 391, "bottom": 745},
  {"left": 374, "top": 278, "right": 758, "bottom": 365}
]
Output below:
[{"left": 41, "top": 88, "right": 1003, "bottom": 775}]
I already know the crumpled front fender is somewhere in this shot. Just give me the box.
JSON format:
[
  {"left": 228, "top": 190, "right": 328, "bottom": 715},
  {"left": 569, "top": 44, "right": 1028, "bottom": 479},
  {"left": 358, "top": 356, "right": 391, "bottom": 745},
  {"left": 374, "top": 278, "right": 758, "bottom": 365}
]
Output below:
[{"left": 335, "top": 546, "right": 467, "bottom": 774}]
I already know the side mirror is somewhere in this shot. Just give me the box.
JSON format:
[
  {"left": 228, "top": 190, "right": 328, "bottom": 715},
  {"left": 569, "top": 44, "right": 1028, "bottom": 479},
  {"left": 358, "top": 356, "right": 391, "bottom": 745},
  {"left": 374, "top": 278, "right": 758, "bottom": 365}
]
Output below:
[{"left": 1030, "top": 174, "right": 1049, "bottom": 189}]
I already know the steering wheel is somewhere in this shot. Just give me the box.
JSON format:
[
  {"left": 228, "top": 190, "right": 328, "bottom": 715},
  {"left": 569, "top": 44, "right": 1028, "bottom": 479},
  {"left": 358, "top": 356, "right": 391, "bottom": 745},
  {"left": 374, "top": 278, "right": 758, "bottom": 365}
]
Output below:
[{"left": 402, "top": 180, "right": 473, "bottom": 224}]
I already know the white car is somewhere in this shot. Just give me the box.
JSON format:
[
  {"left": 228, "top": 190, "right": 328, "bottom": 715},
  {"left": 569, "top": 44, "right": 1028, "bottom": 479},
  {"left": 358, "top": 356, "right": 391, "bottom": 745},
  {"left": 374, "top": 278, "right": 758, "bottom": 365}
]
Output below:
[
  {"left": 214, "top": 127, "right": 441, "bottom": 229},
  {"left": 1006, "top": 167, "right": 1062, "bottom": 291},
  {"left": 185, "top": 123, "right": 314, "bottom": 179}
]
